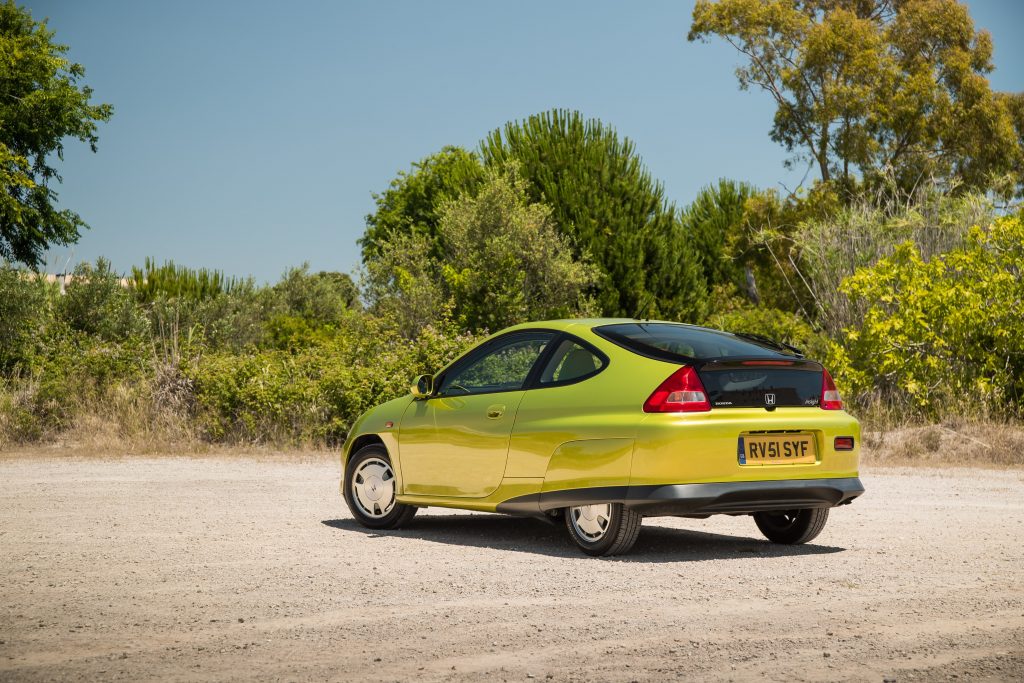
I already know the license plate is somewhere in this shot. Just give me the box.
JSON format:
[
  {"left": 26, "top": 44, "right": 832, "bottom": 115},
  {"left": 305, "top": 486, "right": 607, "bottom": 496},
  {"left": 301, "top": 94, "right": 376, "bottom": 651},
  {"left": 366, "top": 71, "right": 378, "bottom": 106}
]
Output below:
[{"left": 738, "top": 433, "right": 816, "bottom": 465}]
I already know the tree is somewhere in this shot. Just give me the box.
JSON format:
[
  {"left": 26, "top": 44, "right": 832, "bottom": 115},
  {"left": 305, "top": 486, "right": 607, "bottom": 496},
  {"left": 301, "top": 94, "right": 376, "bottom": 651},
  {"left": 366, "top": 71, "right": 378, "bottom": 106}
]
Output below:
[
  {"left": 436, "top": 163, "right": 598, "bottom": 332},
  {"left": 0, "top": 1, "right": 113, "bottom": 268},
  {"left": 362, "top": 231, "right": 451, "bottom": 339},
  {"left": 480, "top": 109, "right": 707, "bottom": 320},
  {"left": 130, "top": 258, "right": 241, "bottom": 304},
  {"left": 683, "top": 179, "right": 758, "bottom": 297},
  {"left": 360, "top": 146, "right": 484, "bottom": 261},
  {"left": 362, "top": 164, "right": 598, "bottom": 336},
  {"left": 271, "top": 265, "right": 359, "bottom": 324},
  {"left": 689, "top": 0, "right": 1024, "bottom": 199}
]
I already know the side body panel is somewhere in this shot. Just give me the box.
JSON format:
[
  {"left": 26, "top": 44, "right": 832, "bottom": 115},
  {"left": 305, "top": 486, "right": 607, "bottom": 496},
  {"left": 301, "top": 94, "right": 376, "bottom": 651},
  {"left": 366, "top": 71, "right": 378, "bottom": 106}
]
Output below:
[
  {"left": 503, "top": 352, "right": 648, "bottom": 478},
  {"left": 540, "top": 438, "right": 635, "bottom": 492},
  {"left": 398, "top": 391, "right": 525, "bottom": 498}
]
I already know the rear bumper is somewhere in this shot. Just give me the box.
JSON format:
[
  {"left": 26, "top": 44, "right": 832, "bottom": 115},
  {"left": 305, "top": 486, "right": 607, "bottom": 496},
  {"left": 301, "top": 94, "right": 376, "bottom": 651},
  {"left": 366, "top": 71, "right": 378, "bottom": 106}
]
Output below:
[{"left": 496, "top": 477, "right": 865, "bottom": 518}]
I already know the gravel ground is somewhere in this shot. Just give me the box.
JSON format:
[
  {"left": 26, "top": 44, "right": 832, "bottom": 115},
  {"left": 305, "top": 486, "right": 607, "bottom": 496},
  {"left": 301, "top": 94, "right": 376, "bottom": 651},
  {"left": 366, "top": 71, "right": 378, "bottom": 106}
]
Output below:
[{"left": 1, "top": 456, "right": 1022, "bottom": 682}]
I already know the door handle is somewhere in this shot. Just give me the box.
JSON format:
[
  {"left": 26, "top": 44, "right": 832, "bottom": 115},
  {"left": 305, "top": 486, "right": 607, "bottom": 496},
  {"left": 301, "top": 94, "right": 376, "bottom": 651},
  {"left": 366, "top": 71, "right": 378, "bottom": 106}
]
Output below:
[{"left": 486, "top": 404, "right": 506, "bottom": 419}]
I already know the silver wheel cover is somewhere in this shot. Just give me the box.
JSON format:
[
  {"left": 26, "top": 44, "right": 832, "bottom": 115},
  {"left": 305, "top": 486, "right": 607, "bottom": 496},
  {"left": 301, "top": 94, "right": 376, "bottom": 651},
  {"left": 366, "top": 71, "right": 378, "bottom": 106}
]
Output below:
[
  {"left": 569, "top": 503, "right": 612, "bottom": 541},
  {"left": 351, "top": 457, "right": 396, "bottom": 519}
]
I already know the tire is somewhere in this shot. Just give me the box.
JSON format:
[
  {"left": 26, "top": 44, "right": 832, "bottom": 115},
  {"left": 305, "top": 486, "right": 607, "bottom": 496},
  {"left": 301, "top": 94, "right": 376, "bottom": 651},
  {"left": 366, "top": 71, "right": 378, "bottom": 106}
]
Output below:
[
  {"left": 564, "top": 502, "right": 642, "bottom": 556},
  {"left": 343, "top": 445, "right": 417, "bottom": 530},
  {"left": 753, "top": 508, "right": 829, "bottom": 544}
]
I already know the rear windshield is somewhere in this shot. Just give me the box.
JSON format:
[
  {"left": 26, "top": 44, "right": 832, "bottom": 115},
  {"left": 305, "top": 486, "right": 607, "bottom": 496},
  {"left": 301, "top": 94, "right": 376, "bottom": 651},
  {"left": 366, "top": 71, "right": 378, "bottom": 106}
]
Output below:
[
  {"left": 699, "top": 366, "right": 823, "bottom": 408},
  {"left": 593, "top": 323, "right": 792, "bottom": 362}
]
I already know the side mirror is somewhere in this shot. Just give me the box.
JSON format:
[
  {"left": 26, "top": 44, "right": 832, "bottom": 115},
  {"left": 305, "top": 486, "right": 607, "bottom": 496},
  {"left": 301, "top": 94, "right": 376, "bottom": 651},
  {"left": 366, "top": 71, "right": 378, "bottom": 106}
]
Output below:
[{"left": 411, "top": 374, "right": 434, "bottom": 399}]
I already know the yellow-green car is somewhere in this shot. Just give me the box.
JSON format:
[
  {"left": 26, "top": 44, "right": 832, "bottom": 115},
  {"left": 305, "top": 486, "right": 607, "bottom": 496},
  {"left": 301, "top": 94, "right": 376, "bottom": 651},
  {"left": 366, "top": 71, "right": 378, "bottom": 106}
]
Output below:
[{"left": 341, "top": 319, "right": 863, "bottom": 556}]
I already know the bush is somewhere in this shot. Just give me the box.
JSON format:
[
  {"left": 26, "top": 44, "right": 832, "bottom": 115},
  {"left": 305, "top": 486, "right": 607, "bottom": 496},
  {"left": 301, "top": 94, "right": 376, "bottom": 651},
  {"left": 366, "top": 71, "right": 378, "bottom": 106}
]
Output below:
[
  {"left": 186, "top": 315, "right": 480, "bottom": 446},
  {"left": 0, "top": 264, "right": 52, "bottom": 371},
  {"left": 791, "top": 188, "right": 993, "bottom": 336},
  {"left": 831, "top": 212, "right": 1024, "bottom": 418},
  {"left": 143, "top": 277, "right": 279, "bottom": 353},
  {"left": 59, "top": 258, "right": 149, "bottom": 341},
  {"left": 0, "top": 324, "right": 155, "bottom": 446},
  {"left": 270, "top": 265, "right": 359, "bottom": 326}
]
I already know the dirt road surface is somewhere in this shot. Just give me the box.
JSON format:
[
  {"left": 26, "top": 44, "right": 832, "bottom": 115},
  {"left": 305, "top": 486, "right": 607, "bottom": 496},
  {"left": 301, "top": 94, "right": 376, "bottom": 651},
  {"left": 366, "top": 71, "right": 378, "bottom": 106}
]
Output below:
[{"left": 1, "top": 456, "right": 1022, "bottom": 682}]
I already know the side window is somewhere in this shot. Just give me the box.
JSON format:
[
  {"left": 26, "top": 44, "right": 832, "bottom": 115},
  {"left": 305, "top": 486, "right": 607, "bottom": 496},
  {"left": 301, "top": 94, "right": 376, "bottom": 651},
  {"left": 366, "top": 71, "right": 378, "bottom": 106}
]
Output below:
[
  {"left": 539, "top": 338, "right": 605, "bottom": 385},
  {"left": 439, "top": 334, "right": 553, "bottom": 396}
]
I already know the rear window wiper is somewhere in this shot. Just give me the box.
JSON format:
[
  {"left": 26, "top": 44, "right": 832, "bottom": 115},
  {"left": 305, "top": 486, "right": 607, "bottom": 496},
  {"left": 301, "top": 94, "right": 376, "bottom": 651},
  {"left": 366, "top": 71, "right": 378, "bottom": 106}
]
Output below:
[{"left": 730, "top": 331, "right": 804, "bottom": 357}]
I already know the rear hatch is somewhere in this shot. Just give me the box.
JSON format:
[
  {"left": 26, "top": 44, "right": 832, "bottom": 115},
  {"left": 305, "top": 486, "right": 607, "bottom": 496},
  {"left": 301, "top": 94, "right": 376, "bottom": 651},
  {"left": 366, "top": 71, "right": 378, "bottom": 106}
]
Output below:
[{"left": 697, "top": 359, "right": 824, "bottom": 409}]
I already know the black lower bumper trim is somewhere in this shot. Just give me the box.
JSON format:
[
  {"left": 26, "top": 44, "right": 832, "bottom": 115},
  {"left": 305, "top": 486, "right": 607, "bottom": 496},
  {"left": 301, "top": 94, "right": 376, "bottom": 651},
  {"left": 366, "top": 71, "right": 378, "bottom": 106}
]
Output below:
[{"left": 496, "top": 477, "right": 865, "bottom": 517}]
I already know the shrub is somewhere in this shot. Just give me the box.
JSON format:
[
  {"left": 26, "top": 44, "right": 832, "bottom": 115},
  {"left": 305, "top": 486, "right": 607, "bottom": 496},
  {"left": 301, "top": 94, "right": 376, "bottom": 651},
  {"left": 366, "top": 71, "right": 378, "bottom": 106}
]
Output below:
[
  {"left": 791, "top": 188, "right": 993, "bottom": 336},
  {"left": 186, "top": 314, "right": 480, "bottom": 445},
  {"left": 831, "top": 212, "right": 1024, "bottom": 418},
  {"left": 0, "top": 264, "right": 52, "bottom": 371},
  {"left": 0, "top": 324, "right": 154, "bottom": 445},
  {"left": 59, "top": 258, "right": 149, "bottom": 341},
  {"left": 270, "top": 265, "right": 359, "bottom": 325}
]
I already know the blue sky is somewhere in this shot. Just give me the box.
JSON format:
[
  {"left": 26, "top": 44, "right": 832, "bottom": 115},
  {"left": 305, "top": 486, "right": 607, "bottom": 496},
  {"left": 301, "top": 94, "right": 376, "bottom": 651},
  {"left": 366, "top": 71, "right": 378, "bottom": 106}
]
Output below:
[{"left": 24, "top": 0, "right": 1024, "bottom": 283}]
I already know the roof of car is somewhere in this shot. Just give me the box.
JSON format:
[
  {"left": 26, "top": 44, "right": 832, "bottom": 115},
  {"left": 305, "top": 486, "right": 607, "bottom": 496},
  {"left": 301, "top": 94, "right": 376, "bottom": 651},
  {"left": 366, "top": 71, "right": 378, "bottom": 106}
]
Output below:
[{"left": 502, "top": 318, "right": 708, "bottom": 333}]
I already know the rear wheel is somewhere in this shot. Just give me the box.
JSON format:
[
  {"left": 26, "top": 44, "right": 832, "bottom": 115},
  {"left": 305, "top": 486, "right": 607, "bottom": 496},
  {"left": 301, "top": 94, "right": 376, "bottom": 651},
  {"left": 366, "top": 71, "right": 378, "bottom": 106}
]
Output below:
[
  {"left": 564, "top": 503, "right": 642, "bottom": 556},
  {"left": 754, "top": 508, "right": 829, "bottom": 544},
  {"left": 344, "top": 445, "right": 417, "bottom": 530}
]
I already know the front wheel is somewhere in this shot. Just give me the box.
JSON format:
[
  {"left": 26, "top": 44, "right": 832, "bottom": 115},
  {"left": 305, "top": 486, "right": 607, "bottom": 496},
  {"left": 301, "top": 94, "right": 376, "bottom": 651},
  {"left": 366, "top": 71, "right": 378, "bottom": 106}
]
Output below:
[
  {"left": 344, "top": 445, "right": 417, "bottom": 530},
  {"left": 564, "top": 503, "right": 642, "bottom": 556},
  {"left": 753, "top": 508, "right": 829, "bottom": 544}
]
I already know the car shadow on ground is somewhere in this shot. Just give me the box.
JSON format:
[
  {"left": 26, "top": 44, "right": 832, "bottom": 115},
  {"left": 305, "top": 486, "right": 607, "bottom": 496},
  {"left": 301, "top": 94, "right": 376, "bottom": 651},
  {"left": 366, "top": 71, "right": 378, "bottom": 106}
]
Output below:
[{"left": 320, "top": 514, "right": 845, "bottom": 562}]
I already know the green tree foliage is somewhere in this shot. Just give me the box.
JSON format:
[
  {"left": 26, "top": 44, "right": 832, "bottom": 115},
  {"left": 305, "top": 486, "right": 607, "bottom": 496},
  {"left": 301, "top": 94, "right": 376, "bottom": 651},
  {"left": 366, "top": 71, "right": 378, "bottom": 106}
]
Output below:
[
  {"left": 689, "top": 0, "right": 1024, "bottom": 199},
  {"left": 362, "top": 232, "right": 451, "bottom": 339},
  {"left": 830, "top": 212, "right": 1024, "bottom": 417},
  {"left": 270, "top": 265, "right": 359, "bottom": 325},
  {"left": 437, "top": 164, "right": 599, "bottom": 332},
  {"left": 0, "top": 1, "right": 113, "bottom": 267},
  {"left": 130, "top": 258, "right": 240, "bottom": 304},
  {"left": 684, "top": 179, "right": 758, "bottom": 298},
  {"left": 360, "top": 146, "right": 484, "bottom": 260},
  {"left": 790, "top": 187, "right": 992, "bottom": 335},
  {"left": 364, "top": 164, "right": 599, "bottom": 335},
  {"left": 480, "top": 110, "right": 707, "bottom": 319}
]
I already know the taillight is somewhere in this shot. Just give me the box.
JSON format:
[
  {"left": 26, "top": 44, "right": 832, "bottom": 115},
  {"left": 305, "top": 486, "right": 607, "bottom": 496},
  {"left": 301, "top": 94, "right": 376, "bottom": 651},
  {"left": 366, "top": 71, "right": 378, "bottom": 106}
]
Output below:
[
  {"left": 643, "top": 366, "right": 711, "bottom": 413},
  {"left": 821, "top": 368, "right": 842, "bottom": 410}
]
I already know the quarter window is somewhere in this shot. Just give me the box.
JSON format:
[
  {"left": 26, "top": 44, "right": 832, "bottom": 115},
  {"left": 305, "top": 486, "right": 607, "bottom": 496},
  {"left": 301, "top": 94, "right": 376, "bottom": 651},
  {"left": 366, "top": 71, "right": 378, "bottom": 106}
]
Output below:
[
  {"left": 438, "top": 333, "right": 553, "bottom": 396},
  {"left": 539, "top": 339, "right": 605, "bottom": 385}
]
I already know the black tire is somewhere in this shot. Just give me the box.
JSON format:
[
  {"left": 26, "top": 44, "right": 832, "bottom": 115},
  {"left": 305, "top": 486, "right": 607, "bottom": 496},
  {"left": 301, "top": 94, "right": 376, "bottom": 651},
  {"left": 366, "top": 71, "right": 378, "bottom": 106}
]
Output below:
[
  {"left": 343, "top": 445, "right": 417, "bottom": 530},
  {"left": 753, "top": 508, "right": 829, "bottom": 544},
  {"left": 564, "top": 502, "right": 642, "bottom": 556}
]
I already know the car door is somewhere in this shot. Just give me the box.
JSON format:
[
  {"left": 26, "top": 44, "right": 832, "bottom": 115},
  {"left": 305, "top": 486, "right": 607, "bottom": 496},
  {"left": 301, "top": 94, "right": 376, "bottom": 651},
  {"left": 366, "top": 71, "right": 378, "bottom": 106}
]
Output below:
[{"left": 399, "top": 331, "right": 556, "bottom": 498}]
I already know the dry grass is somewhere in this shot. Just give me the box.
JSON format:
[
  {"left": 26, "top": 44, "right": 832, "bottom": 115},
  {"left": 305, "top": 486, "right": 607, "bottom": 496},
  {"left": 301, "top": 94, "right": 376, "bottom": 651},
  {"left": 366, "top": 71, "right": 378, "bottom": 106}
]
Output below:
[
  {"left": 5, "top": 374, "right": 1022, "bottom": 468},
  {"left": 861, "top": 421, "right": 1024, "bottom": 468},
  {"left": 0, "top": 437, "right": 336, "bottom": 463}
]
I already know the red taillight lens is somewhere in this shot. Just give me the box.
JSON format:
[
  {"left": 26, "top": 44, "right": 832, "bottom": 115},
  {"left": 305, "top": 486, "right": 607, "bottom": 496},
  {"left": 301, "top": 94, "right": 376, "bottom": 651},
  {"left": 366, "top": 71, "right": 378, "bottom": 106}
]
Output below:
[
  {"left": 834, "top": 436, "right": 855, "bottom": 451},
  {"left": 643, "top": 366, "right": 711, "bottom": 413},
  {"left": 821, "top": 368, "right": 842, "bottom": 410}
]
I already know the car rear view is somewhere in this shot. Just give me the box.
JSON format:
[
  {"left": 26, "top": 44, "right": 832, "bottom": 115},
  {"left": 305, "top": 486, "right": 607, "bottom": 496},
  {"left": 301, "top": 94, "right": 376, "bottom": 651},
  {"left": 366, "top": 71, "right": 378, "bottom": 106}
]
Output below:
[{"left": 592, "top": 322, "right": 863, "bottom": 543}]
